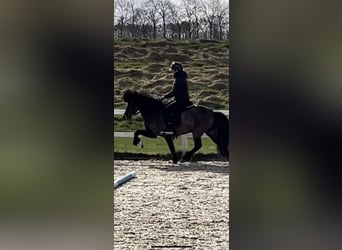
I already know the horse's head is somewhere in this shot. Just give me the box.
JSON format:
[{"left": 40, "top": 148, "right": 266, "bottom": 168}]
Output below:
[
  {"left": 122, "top": 89, "right": 139, "bottom": 120},
  {"left": 122, "top": 89, "right": 164, "bottom": 120}
]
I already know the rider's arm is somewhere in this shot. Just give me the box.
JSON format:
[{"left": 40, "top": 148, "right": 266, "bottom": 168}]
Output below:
[
  {"left": 164, "top": 77, "right": 183, "bottom": 99},
  {"left": 164, "top": 83, "right": 176, "bottom": 98}
]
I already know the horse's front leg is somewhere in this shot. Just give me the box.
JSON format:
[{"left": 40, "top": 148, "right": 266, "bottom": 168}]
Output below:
[
  {"left": 133, "top": 129, "right": 157, "bottom": 146},
  {"left": 164, "top": 135, "right": 178, "bottom": 164}
]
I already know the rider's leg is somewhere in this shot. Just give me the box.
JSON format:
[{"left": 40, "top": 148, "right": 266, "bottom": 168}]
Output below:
[
  {"left": 169, "top": 101, "right": 188, "bottom": 127},
  {"left": 161, "top": 102, "right": 178, "bottom": 135},
  {"left": 164, "top": 102, "right": 177, "bottom": 126},
  {"left": 161, "top": 100, "right": 189, "bottom": 135}
]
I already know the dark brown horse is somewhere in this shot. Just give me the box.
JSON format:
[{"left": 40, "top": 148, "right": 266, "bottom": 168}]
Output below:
[{"left": 122, "top": 89, "right": 229, "bottom": 163}]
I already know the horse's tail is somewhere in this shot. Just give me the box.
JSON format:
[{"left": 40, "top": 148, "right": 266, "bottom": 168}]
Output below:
[{"left": 213, "top": 111, "right": 229, "bottom": 157}]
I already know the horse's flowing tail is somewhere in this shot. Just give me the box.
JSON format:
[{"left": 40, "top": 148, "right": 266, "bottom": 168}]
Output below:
[{"left": 213, "top": 112, "right": 229, "bottom": 158}]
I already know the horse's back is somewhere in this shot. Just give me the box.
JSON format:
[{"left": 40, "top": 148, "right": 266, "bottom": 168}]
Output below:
[
  {"left": 181, "top": 105, "right": 215, "bottom": 131},
  {"left": 188, "top": 105, "right": 214, "bottom": 115}
]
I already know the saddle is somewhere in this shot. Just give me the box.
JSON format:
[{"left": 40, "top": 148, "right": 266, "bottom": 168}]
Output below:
[
  {"left": 166, "top": 102, "right": 194, "bottom": 127},
  {"left": 160, "top": 102, "right": 194, "bottom": 136}
]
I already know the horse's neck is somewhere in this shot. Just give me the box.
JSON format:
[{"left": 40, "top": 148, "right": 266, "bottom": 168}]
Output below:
[
  {"left": 138, "top": 103, "right": 163, "bottom": 126},
  {"left": 139, "top": 107, "right": 162, "bottom": 120}
]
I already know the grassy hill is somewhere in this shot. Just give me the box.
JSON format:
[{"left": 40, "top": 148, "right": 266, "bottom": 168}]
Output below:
[{"left": 114, "top": 39, "right": 229, "bottom": 110}]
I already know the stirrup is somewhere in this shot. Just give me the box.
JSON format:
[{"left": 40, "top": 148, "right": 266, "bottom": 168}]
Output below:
[{"left": 160, "top": 131, "right": 174, "bottom": 135}]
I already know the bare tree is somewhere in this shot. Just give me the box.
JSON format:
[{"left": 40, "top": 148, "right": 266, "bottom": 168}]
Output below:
[
  {"left": 127, "top": 0, "right": 138, "bottom": 37},
  {"left": 169, "top": 2, "right": 184, "bottom": 39},
  {"left": 113, "top": 0, "right": 229, "bottom": 40},
  {"left": 115, "top": 0, "right": 130, "bottom": 38},
  {"left": 200, "top": 0, "right": 218, "bottom": 39},
  {"left": 135, "top": 7, "right": 151, "bottom": 38},
  {"left": 182, "top": 0, "right": 194, "bottom": 39},
  {"left": 156, "top": 0, "right": 172, "bottom": 38},
  {"left": 145, "top": 0, "right": 160, "bottom": 39},
  {"left": 191, "top": 0, "right": 203, "bottom": 39},
  {"left": 216, "top": 0, "right": 228, "bottom": 39}
]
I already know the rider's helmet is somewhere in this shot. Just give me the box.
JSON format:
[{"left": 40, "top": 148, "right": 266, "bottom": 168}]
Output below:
[{"left": 170, "top": 62, "right": 183, "bottom": 71}]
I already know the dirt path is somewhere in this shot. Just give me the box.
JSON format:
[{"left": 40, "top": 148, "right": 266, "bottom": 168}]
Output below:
[{"left": 114, "top": 160, "right": 229, "bottom": 249}]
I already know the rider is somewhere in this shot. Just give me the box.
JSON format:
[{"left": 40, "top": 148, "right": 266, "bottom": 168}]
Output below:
[{"left": 160, "top": 62, "right": 192, "bottom": 134}]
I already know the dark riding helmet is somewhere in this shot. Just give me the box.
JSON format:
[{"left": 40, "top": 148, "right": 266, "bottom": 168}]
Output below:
[{"left": 170, "top": 62, "right": 183, "bottom": 71}]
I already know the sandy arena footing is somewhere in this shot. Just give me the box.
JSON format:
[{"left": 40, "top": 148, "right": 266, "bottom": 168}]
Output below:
[{"left": 114, "top": 160, "right": 229, "bottom": 249}]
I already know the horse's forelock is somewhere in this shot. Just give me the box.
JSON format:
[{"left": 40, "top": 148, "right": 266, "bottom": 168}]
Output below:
[{"left": 123, "top": 89, "right": 136, "bottom": 102}]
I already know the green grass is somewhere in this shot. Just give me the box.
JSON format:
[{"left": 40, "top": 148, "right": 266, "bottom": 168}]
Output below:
[
  {"left": 114, "top": 137, "right": 218, "bottom": 154},
  {"left": 114, "top": 115, "right": 144, "bottom": 131}
]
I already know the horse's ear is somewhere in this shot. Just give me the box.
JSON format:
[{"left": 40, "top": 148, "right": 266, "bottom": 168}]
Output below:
[{"left": 123, "top": 89, "right": 135, "bottom": 102}]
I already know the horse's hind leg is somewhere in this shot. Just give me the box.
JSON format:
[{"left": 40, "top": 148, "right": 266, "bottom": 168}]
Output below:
[
  {"left": 164, "top": 135, "right": 178, "bottom": 164},
  {"left": 205, "top": 128, "right": 218, "bottom": 144},
  {"left": 206, "top": 128, "right": 229, "bottom": 161},
  {"left": 181, "top": 137, "right": 202, "bottom": 162}
]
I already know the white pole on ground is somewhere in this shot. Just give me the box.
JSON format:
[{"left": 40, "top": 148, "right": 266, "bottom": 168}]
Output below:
[{"left": 114, "top": 171, "right": 136, "bottom": 189}]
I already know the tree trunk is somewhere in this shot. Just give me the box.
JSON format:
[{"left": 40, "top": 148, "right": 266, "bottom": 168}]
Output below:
[
  {"left": 153, "top": 22, "right": 157, "bottom": 39},
  {"left": 178, "top": 23, "right": 181, "bottom": 39},
  {"left": 188, "top": 20, "right": 191, "bottom": 39},
  {"left": 209, "top": 21, "right": 213, "bottom": 39},
  {"left": 131, "top": 20, "right": 135, "bottom": 38},
  {"left": 196, "top": 18, "right": 199, "bottom": 39},
  {"left": 142, "top": 24, "right": 146, "bottom": 38},
  {"left": 163, "top": 17, "right": 166, "bottom": 38},
  {"left": 120, "top": 19, "right": 124, "bottom": 38},
  {"left": 219, "top": 24, "right": 223, "bottom": 40}
]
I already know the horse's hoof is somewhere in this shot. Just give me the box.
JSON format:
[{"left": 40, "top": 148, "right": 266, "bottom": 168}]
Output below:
[
  {"left": 133, "top": 137, "right": 140, "bottom": 146},
  {"left": 181, "top": 153, "right": 192, "bottom": 162},
  {"left": 181, "top": 158, "right": 192, "bottom": 162}
]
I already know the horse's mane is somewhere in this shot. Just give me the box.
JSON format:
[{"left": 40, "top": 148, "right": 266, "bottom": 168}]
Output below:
[{"left": 123, "top": 89, "right": 164, "bottom": 110}]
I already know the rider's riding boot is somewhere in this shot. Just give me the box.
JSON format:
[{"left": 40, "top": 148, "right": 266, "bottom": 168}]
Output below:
[{"left": 160, "top": 114, "right": 176, "bottom": 135}]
